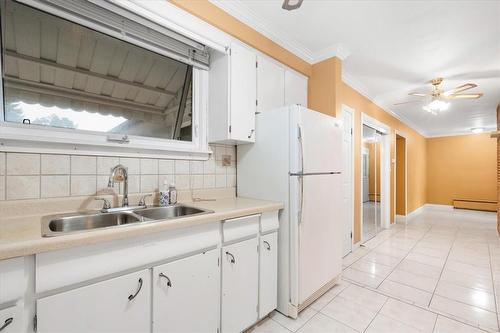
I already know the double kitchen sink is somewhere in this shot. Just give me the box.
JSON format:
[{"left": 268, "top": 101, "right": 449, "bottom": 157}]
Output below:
[{"left": 41, "top": 205, "right": 214, "bottom": 237}]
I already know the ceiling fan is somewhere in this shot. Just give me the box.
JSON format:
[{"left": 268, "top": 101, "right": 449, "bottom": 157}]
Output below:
[
  {"left": 282, "top": 0, "right": 303, "bottom": 10},
  {"left": 394, "top": 77, "right": 483, "bottom": 115}
]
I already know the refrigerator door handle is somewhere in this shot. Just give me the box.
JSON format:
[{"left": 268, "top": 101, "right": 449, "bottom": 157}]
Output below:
[{"left": 298, "top": 124, "right": 304, "bottom": 174}]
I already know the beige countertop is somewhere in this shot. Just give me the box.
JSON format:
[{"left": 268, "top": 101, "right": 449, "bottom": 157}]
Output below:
[{"left": 0, "top": 197, "right": 283, "bottom": 260}]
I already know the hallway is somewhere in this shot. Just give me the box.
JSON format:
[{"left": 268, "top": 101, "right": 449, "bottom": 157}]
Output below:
[{"left": 252, "top": 207, "right": 499, "bottom": 332}]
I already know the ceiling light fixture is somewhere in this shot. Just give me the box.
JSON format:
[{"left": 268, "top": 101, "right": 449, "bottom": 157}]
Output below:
[
  {"left": 422, "top": 99, "right": 450, "bottom": 115},
  {"left": 471, "top": 127, "right": 484, "bottom": 134},
  {"left": 282, "top": 0, "right": 303, "bottom": 11}
]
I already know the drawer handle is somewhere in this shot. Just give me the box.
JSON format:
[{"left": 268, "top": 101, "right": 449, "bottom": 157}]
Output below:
[
  {"left": 159, "top": 273, "right": 172, "bottom": 287},
  {"left": 0, "top": 318, "right": 13, "bottom": 331},
  {"left": 247, "top": 129, "right": 255, "bottom": 139},
  {"left": 263, "top": 240, "right": 271, "bottom": 251},
  {"left": 128, "top": 278, "right": 143, "bottom": 301},
  {"left": 226, "top": 251, "right": 236, "bottom": 264}
]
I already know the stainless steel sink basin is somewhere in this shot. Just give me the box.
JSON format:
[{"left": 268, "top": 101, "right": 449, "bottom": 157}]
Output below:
[
  {"left": 132, "top": 205, "right": 209, "bottom": 220},
  {"left": 42, "top": 204, "right": 213, "bottom": 237}
]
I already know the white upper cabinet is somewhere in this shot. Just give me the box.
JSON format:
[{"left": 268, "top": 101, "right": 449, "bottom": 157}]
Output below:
[
  {"left": 285, "top": 70, "right": 308, "bottom": 107},
  {"left": 152, "top": 250, "right": 219, "bottom": 333},
  {"left": 209, "top": 42, "right": 257, "bottom": 144},
  {"left": 37, "top": 269, "right": 151, "bottom": 333},
  {"left": 257, "top": 56, "right": 285, "bottom": 114}
]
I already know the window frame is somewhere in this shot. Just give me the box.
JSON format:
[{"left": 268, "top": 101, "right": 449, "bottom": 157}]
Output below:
[{"left": 0, "top": 0, "right": 210, "bottom": 160}]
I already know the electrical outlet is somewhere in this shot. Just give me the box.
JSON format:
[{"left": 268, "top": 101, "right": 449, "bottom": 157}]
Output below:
[{"left": 222, "top": 155, "right": 232, "bottom": 166}]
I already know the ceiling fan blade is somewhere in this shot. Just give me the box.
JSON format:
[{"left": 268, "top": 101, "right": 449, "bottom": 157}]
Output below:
[
  {"left": 446, "top": 93, "right": 483, "bottom": 99},
  {"left": 443, "top": 83, "right": 477, "bottom": 96},
  {"left": 393, "top": 100, "right": 420, "bottom": 106},
  {"left": 408, "top": 92, "right": 428, "bottom": 97}
]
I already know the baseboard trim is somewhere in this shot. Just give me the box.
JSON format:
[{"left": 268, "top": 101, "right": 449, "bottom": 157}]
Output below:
[
  {"left": 395, "top": 214, "right": 406, "bottom": 223},
  {"left": 424, "top": 204, "right": 454, "bottom": 210}
]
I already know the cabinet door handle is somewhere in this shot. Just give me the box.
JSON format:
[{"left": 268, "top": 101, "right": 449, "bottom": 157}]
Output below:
[
  {"left": 159, "top": 273, "right": 172, "bottom": 287},
  {"left": 128, "top": 278, "right": 143, "bottom": 301},
  {"left": 247, "top": 129, "right": 255, "bottom": 139},
  {"left": 263, "top": 240, "right": 271, "bottom": 251},
  {"left": 0, "top": 318, "right": 13, "bottom": 331},
  {"left": 226, "top": 251, "right": 236, "bottom": 264}
]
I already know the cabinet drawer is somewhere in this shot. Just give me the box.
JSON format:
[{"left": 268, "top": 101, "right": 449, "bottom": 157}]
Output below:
[
  {"left": 0, "top": 257, "right": 25, "bottom": 304},
  {"left": 0, "top": 304, "right": 22, "bottom": 333},
  {"left": 222, "top": 215, "right": 259, "bottom": 243},
  {"left": 37, "top": 269, "right": 150, "bottom": 333},
  {"left": 259, "top": 232, "right": 278, "bottom": 318},
  {"left": 260, "top": 211, "right": 279, "bottom": 234}
]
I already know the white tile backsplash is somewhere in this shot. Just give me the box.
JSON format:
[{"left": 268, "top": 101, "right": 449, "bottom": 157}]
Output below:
[
  {"left": 6, "top": 175, "right": 40, "bottom": 199},
  {"left": 71, "top": 175, "right": 97, "bottom": 196},
  {"left": 140, "top": 159, "right": 158, "bottom": 175},
  {"left": 7, "top": 153, "right": 40, "bottom": 175},
  {"left": 71, "top": 156, "right": 96, "bottom": 175},
  {"left": 41, "top": 155, "right": 70, "bottom": 175},
  {"left": 0, "top": 152, "right": 6, "bottom": 175},
  {"left": 97, "top": 157, "right": 119, "bottom": 175},
  {"left": 41, "top": 175, "right": 70, "bottom": 198},
  {"left": 0, "top": 144, "right": 236, "bottom": 201}
]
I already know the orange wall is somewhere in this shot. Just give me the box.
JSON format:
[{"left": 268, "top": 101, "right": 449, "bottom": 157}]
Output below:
[
  {"left": 365, "top": 141, "right": 381, "bottom": 201},
  {"left": 396, "top": 136, "right": 406, "bottom": 215},
  {"left": 426, "top": 134, "right": 496, "bottom": 205},
  {"left": 308, "top": 57, "right": 342, "bottom": 117},
  {"left": 168, "top": 0, "right": 311, "bottom": 77},
  {"left": 341, "top": 83, "right": 427, "bottom": 242}
]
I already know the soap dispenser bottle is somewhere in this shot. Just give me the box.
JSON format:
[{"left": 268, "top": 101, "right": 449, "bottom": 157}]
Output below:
[
  {"left": 169, "top": 183, "right": 177, "bottom": 205},
  {"left": 159, "top": 180, "right": 170, "bottom": 207}
]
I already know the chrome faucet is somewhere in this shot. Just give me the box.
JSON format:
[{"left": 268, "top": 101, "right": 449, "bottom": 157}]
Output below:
[{"left": 108, "top": 164, "right": 129, "bottom": 207}]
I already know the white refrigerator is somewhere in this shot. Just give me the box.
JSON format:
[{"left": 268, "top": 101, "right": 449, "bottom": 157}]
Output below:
[{"left": 237, "top": 105, "right": 343, "bottom": 318}]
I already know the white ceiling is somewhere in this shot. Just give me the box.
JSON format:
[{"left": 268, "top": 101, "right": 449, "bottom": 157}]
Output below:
[{"left": 211, "top": 0, "right": 500, "bottom": 137}]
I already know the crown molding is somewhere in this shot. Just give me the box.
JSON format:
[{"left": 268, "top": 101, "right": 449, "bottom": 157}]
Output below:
[
  {"left": 342, "top": 72, "right": 429, "bottom": 137},
  {"left": 312, "top": 44, "right": 351, "bottom": 63},
  {"left": 209, "top": 0, "right": 315, "bottom": 63}
]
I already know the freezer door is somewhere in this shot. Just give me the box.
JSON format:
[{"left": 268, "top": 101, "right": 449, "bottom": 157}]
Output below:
[
  {"left": 290, "top": 107, "right": 343, "bottom": 174},
  {"left": 297, "top": 174, "right": 343, "bottom": 305}
]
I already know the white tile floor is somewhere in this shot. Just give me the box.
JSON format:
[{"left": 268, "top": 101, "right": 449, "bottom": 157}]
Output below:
[{"left": 249, "top": 207, "right": 500, "bottom": 333}]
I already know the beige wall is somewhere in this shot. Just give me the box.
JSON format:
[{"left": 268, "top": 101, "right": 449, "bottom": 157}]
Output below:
[{"left": 426, "top": 134, "right": 496, "bottom": 206}]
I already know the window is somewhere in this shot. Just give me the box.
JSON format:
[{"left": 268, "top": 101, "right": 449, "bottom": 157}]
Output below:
[{"left": 0, "top": 0, "right": 210, "bottom": 156}]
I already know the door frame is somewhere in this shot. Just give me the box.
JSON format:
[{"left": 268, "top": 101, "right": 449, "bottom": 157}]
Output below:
[
  {"left": 341, "top": 104, "right": 355, "bottom": 256},
  {"left": 394, "top": 130, "right": 408, "bottom": 223},
  {"left": 360, "top": 113, "right": 391, "bottom": 242}
]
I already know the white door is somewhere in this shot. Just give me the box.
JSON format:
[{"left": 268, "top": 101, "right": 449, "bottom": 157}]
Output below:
[
  {"left": 221, "top": 238, "right": 258, "bottom": 333},
  {"left": 292, "top": 108, "right": 343, "bottom": 174},
  {"left": 230, "top": 42, "right": 256, "bottom": 142},
  {"left": 259, "top": 232, "right": 278, "bottom": 319},
  {"left": 285, "top": 70, "right": 308, "bottom": 107},
  {"left": 152, "top": 250, "right": 219, "bottom": 333},
  {"left": 298, "top": 174, "right": 343, "bottom": 304},
  {"left": 342, "top": 108, "right": 353, "bottom": 256},
  {"left": 257, "top": 56, "right": 284, "bottom": 114},
  {"left": 37, "top": 269, "right": 150, "bottom": 333}
]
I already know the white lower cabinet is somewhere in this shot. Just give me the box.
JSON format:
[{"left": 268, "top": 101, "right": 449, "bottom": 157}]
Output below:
[
  {"left": 259, "top": 232, "right": 278, "bottom": 318},
  {"left": 221, "top": 238, "right": 259, "bottom": 333},
  {"left": 37, "top": 269, "right": 150, "bottom": 333},
  {"left": 152, "top": 250, "right": 219, "bottom": 333},
  {"left": 0, "top": 304, "right": 22, "bottom": 332}
]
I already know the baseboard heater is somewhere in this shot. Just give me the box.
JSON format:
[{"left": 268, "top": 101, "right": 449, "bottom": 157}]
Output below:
[{"left": 453, "top": 199, "right": 497, "bottom": 212}]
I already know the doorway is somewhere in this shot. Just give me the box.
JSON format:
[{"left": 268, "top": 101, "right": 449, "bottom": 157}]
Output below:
[
  {"left": 360, "top": 114, "right": 390, "bottom": 242},
  {"left": 395, "top": 133, "right": 407, "bottom": 222}
]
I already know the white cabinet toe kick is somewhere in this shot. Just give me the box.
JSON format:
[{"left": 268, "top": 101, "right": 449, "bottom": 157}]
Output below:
[{"left": 0, "top": 210, "right": 279, "bottom": 333}]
